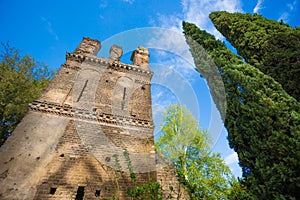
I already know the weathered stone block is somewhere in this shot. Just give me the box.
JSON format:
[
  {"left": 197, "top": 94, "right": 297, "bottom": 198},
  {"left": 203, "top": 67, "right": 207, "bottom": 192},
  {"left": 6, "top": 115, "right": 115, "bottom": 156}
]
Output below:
[{"left": 0, "top": 38, "right": 189, "bottom": 200}]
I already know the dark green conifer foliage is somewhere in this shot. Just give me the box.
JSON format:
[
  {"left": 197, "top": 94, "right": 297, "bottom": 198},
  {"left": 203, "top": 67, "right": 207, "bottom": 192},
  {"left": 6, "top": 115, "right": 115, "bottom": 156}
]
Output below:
[
  {"left": 209, "top": 11, "right": 300, "bottom": 101},
  {"left": 183, "top": 22, "right": 300, "bottom": 199}
]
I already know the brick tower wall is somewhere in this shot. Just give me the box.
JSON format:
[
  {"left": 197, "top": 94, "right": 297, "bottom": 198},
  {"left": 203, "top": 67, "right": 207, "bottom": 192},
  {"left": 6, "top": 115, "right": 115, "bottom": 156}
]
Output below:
[{"left": 0, "top": 38, "right": 189, "bottom": 199}]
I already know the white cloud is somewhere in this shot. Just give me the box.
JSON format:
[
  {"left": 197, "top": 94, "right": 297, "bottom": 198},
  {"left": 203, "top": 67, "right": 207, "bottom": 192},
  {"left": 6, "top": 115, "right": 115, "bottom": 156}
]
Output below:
[
  {"left": 278, "top": 0, "right": 298, "bottom": 23},
  {"left": 224, "top": 152, "right": 239, "bottom": 165},
  {"left": 40, "top": 16, "right": 59, "bottom": 41},
  {"left": 181, "top": 0, "right": 242, "bottom": 37},
  {"left": 278, "top": 12, "right": 289, "bottom": 22},
  {"left": 287, "top": 0, "right": 298, "bottom": 10},
  {"left": 122, "top": 0, "right": 135, "bottom": 4},
  {"left": 99, "top": 0, "right": 108, "bottom": 8},
  {"left": 152, "top": 89, "right": 164, "bottom": 101},
  {"left": 253, "top": 0, "right": 264, "bottom": 13},
  {"left": 151, "top": 85, "right": 179, "bottom": 137},
  {"left": 153, "top": 52, "right": 196, "bottom": 81},
  {"left": 146, "top": 0, "right": 243, "bottom": 81},
  {"left": 150, "top": 0, "right": 243, "bottom": 37},
  {"left": 147, "top": 0, "right": 243, "bottom": 65},
  {"left": 146, "top": 28, "right": 196, "bottom": 81},
  {"left": 154, "top": 13, "right": 182, "bottom": 30}
]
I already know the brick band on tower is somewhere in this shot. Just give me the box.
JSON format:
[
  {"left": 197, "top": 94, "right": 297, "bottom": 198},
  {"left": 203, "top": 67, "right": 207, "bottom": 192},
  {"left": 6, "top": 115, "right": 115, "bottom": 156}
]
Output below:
[{"left": 0, "top": 37, "right": 189, "bottom": 200}]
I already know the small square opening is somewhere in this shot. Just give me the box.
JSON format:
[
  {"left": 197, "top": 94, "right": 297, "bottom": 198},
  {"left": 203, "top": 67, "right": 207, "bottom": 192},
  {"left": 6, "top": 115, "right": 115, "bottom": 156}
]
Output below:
[
  {"left": 105, "top": 157, "right": 110, "bottom": 162},
  {"left": 49, "top": 187, "right": 56, "bottom": 195},
  {"left": 95, "top": 189, "right": 101, "bottom": 197}
]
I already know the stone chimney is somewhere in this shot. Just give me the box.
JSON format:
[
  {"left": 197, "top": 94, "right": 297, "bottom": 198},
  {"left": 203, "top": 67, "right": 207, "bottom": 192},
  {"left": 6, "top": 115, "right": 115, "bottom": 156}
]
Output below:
[
  {"left": 108, "top": 45, "right": 123, "bottom": 63},
  {"left": 74, "top": 37, "right": 101, "bottom": 56},
  {"left": 130, "top": 46, "right": 150, "bottom": 70}
]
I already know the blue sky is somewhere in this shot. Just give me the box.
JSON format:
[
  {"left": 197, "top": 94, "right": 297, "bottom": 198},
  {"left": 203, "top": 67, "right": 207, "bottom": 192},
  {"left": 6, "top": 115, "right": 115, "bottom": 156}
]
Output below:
[{"left": 1, "top": 0, "right": 299, "bottom": 177}]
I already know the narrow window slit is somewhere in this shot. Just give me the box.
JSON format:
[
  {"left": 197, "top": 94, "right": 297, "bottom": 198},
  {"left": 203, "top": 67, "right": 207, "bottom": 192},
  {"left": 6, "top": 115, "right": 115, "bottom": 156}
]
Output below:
[
  {"left": 76, "top": 80, "right": 88, "bottom": 102},
  {"left": 75, "top": 186, "right": 85, "bottom": 200},
  {"left": 122, "top": 87, "right": 126, "bottom": 100},
  {"left": 122, "top": 87, "right": 126, "bottom": 110}
]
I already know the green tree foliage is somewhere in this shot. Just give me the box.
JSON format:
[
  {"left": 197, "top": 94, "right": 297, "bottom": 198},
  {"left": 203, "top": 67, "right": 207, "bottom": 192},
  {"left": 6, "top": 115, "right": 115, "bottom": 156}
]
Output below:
[
  {"left": 127, "top": 182, "right": 164, "bottom": 200},
  {"left": 0, "top": 43, "right": 53, "bottom": 146},
  {"left": 209, "top": 11, "right": 300, "bottom": 101},
  {"left": 156, "top": 104, "right": 235, "bottom": 199},
  {"left": 183, "top": 22, "right": 300, "bottom": 199}
]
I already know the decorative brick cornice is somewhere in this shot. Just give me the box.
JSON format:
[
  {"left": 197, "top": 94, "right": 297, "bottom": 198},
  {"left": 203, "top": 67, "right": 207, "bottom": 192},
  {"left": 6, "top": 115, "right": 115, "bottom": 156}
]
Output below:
[
  {"left": 28, "top": 100, "right": 154, "bottom": 129},
  {"left": 62, "top": 63, "right": 81, "bottom": 71},
  {"left": 66, "top": 52, "right": 153, "bottom": 78},
  {"left": 110, "top": 62, "right": 153, "bottom": 78},
  {"left": 66, "top": 52, "right": 86, "bottom": 63}
]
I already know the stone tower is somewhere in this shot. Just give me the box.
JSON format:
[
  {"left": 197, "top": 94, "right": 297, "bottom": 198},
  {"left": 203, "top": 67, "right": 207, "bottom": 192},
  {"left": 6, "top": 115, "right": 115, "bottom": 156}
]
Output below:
[{"left": 0, "top": 38, "right": 188, "bottom": 199}]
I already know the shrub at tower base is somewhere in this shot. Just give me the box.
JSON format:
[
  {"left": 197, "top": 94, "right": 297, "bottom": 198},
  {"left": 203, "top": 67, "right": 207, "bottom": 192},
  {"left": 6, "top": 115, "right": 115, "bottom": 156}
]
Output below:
[{"left": 183, "top": 21, "right": 300, "bottom": 199}]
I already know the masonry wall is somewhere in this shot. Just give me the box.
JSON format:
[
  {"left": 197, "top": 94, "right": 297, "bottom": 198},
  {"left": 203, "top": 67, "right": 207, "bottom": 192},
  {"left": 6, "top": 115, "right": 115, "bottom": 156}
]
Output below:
[
  {"left": 0, "top": 112, "right": 187, "bottom": 199},
  {"left": 0, "top": 37, "right": 189, "bottom": 200},
  {"left": 33, "top": 119, "right": 157, "bottom": 200},
  {"left": 0, "top": 112, "right": 69, "bottom": 199}
]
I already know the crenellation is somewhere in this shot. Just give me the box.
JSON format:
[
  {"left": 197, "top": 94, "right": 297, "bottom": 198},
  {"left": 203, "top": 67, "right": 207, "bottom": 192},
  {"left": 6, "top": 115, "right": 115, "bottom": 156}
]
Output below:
[
  {"left": 73, "top": 37, "right": 101, "bottom": 56},
  {"left": 66, "top": 51, "right": 154, "bottom": 78},
  {"left": 0, "top": 37, "right": 189, "bottom": 200},
  {"left": 66, "top": 52, "right": 86, "bottom": 63},
  {"left": 108, "top": 45, "right": 123, "bottom": 63},
  {"left": 130, "top": 46, "right": 150, "bottom": 71}
]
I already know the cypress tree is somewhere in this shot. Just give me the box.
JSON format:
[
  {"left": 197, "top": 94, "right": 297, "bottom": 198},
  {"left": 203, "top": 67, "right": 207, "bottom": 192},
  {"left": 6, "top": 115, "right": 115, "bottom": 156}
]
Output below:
[
  {"left": 209, "top": 11, "right": 300, "bottom": 101},
  {"left": 182, "top": 21, "right": 300, "bottom": 199}
]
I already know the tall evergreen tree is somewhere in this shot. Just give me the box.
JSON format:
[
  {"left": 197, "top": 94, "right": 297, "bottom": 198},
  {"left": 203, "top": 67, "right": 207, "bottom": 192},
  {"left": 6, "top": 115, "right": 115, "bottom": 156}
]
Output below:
[
  {"left": 209, "top": 11, "right": 300, "bottom": 101},
  {"left": 0, "top": 43, "right": 53, "bottom": 146},
  {"left": 183, "top": 22, "right": 300, "bottom": 199}
]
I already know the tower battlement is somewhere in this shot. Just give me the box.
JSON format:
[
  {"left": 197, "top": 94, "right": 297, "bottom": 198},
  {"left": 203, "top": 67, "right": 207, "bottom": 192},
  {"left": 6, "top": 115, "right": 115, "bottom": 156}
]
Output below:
[
  {"left": 74, "top": 37, "right": 101, "bottom": 56},
  {"left": 0, "top": 38, "right": 189, "bottom": 200},
  {"left": 39, "top": 37, "right": 153, "bottom": 121}
]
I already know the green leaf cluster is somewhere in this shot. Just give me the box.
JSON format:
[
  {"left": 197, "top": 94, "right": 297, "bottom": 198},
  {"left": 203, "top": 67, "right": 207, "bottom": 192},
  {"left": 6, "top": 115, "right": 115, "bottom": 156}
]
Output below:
[
  {"left": 182, "top": 20, "right": 300, "bottom": 199},
  {"left": 0, "top": 43, "right": 53, "bottom": 146},
  {"left": 127, "top": 182, "right": 163, "bottom": 200},
  {"left": 209, "top": 11, "right": 300, "bottom": 101},
  {"left": 156, "top": 104, "right": 235, "bottom": 199},
  {"left": 112, "top": 151, "right": 166, "bottom": 199}
]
